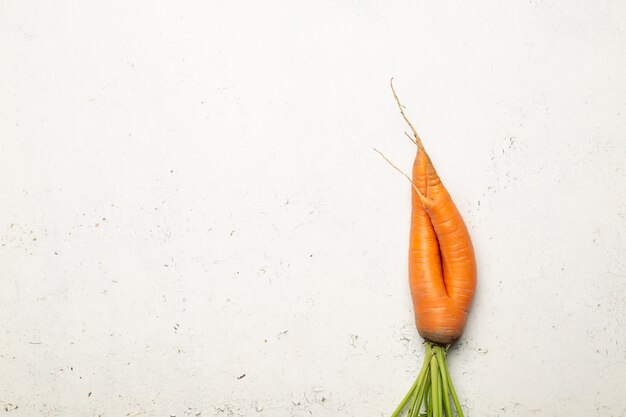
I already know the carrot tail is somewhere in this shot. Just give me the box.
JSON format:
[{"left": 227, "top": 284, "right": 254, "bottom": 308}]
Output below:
[
  {"left": 390, "top": 78, "right": 424, "bottom": 149},
  {"left": 390, "top": 343, "right": 465, "bottom": 417}
]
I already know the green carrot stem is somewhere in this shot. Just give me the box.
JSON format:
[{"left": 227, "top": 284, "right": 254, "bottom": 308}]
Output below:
[
  {"left": 409, "top": 345, "right": 433, "bottom": 417},
  {"left": 425, "top": 374, "right": 432, "bottom": 417},
  {"left": 448, "top": 379, "right": 464, "bottom": 417},
  {"left": 438, "top": 370, "right": 444, "bottom": 417},
  {"left": 391, "top": 344, "right": 433, "bottom": 417},
  {"left": 439, "top": 363, "right": 445, "bottom": 417},
  {"left": 410, "top": 365, "right": 431, "bottom": 417},
  {"left": 390, "top": 374, "right": 420, "bottom": 417},
  {"left": 430, "top": 356, "right": 441, "bottom": 417},
  {"left": 434, "top": 348, "right": 453, "bottom": 417},
  {"left": 440, "top": 350, "right": 464, "bottom": 417},
  {"left": 407, "top": 381, "right": 420, "bottom": 417},
  {"left": 412, "top": 371, "right": 430, "bottom": 416}
]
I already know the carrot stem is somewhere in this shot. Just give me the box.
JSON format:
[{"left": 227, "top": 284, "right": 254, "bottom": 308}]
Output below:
[
  {"left": 407, "top": 381, "right": 420, "bottom": 417},
  {"left": 412, "top": 371, "right": 430, "bottom": 417},
  {"left": 409, "top": 353, "right": 432, "bottom": 417},
  {"left": 390, "top": 343, "right": 466, "bottom": 417},
  {"left": 425, "top": 377, "right": 432, "bottom": 417},
  {"left": 440, "top": 350, "right": 464, "bottom": 417},
  {"left": 390, "top": 374, "right": 420, "bottom": 417},
  {"left": 435, "top": 348, "right": 453, "bottom": 417},
  {"left": 391, "top": 344, "right": 433, "bottom": 417},
  {"left": 430, "top": 356, "right": 440, "bottom": 417}
]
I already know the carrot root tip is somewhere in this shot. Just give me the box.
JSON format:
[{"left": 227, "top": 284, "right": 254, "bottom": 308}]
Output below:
[{"left": 390, "top": 78, "right": 424, "bottom": 148}]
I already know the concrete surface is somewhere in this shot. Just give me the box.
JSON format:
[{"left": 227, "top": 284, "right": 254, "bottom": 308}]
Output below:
[{"left": 1, "top": 1, "right": 626, "bottom": 416}]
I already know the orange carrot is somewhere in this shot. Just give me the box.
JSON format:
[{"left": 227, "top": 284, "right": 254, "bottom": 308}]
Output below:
[
  {"left": 385, "top": 79, "right": 476, "bottom": 417},
  {"left": 408, "top": 135, "right": 476, "bottom": 344}
]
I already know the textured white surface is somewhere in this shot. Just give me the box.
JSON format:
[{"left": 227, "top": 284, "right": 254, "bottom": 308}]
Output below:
[{"left": 2, "top": 1, "right": 626, "bottom": 416}]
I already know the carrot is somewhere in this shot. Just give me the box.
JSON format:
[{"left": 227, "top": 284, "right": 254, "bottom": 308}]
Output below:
[{"left": 384, "top": 79, "right": 476, "bottom": 417}]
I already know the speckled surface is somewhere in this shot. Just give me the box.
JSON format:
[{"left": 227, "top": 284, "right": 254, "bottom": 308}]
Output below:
[{"left": 1, "top": 1, "right": 626, "bottom": 416}]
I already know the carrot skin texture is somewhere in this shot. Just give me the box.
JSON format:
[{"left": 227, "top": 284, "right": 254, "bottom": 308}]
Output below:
[{"left": 409, "top": 147, "right": 476, "bottom": 344}]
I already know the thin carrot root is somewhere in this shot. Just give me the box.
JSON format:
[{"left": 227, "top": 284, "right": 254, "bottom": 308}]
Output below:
[
  {"left": 373, "top": 148, "right": 430, "bottom": 205},
  {"left": 404, "top": 131, "right": 417, "bottom": 145},
  {"left": 391, "top": 343, "right": 464, "bottom": 417},
  {"left": 390, "top": 78, "right": 424, "bottom": 150}
]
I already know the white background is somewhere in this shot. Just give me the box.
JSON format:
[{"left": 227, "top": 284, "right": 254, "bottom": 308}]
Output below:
[{"left": 1, "top": 1, "right": 625, "bottom": 416}]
